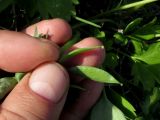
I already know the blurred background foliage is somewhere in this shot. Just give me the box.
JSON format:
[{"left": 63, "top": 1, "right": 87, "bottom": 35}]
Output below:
[{"left": 1, "top": 0, "right": 160, "bottom": 119}]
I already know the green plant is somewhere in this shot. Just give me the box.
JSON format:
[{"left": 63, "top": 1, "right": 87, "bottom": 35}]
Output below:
[{"left": 1, "top": 0, "right": 160, "bottom": 119}]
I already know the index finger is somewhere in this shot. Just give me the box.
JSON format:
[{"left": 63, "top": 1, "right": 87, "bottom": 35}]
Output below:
[
  {"left": 23, "top": 18, "right": 72, "bottom": 45},
  {"left": 0, "top": 30, "right": 59, "bottom": 72}
]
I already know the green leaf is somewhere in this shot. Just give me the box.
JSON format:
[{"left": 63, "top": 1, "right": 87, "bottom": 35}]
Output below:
[
  {"left": 133, "top": 25, "right": 160, "bottom": 40},
  {"left": 106, "top": 89, "right": 137, "bottom": 119},
  {"left": 124, "top": 18, "right": 143, "bottom": 34},
  {"left": 60, "top": 32, "right": 80, "bottom": 54},
  {"left": 142, "top": 17, "right": 157, "bottom": 28},
  {"left": 128, "top": 17, "right": 157, "bottom": 41},
  {"left": 90, "top": 28, "right": 106, "bottom": 41},
  {"left": 38, "top": 0, "right": 75, "bottom": 20},
  {"left": 90, "top": 91, "right": 126, "bottom": 120},
  {"left": 117, "top": 0, "right": 157, "bottom": 10},
  {"left": 131, "top": 39, "right": 143, "bottom": 55},
  {"left": 16, "top": 0, "right": 75, "bottom": 20},
  {"left": 0, "top": 77, "right": 17, "bottom": 100},
  {"left": 131, "top": 62, "right": 155, "bottom": 91},
  {"left": 72, "top": 0, "right": 79, "bottom": 5},
  {"left": 60, "top": 46, "right": 103, "bottom": 63},
  {"left": 142, "top": 87, "right": 160, "bottom": 115},
  {"left": 15, "top": 72, "right": 26, "bottom": 82},
  {"left": 144, "top": 87, "right": 160, "bottom": 114},
  {"left": 33, "top": 26, "right": 41, "bottom": 38},
  {"left": 70, "top": 66, "right": 121, "bottom": 84},
  {"left": 0, "top": 0, "right": 14, "bottom": 13},
  {"left": 116, "top": 0, "right": 123, "bottom": 8},
  {"left": 74, "top": 16, "right": 101, "bottom": 28},
  {"left": 133, "top": 42, "right": 160, "bottom": 65},
  {"left": 132, "top": 62, "right": 160, "bottom": 90},
  {"left": 114, "top": 32, "right": 128, "bottom": 46},
  {"left": 131, "top": 18, "right": 160, "bottom": 41}
]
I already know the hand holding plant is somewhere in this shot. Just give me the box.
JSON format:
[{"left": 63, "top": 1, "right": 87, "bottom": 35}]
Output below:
[{"left": 0, "top": 18, "right": 106, "bottom": 120}]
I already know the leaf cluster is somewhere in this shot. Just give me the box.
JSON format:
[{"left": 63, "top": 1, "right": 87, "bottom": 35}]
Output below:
[{"left": 1, "top": 0, "right": 160, "bottom": 120}]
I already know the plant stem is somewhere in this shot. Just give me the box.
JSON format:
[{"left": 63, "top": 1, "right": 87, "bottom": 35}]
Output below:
[
  {"left": 72, "top": 19, "right": 116, "bottom": 29},
  {"left": 73, "top": 16, "right": 101, "bottom": 28}
]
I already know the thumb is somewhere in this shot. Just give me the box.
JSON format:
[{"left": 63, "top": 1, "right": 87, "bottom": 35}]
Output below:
[{"left": 0, "top": 63, "right": 69, "bottom": 120}]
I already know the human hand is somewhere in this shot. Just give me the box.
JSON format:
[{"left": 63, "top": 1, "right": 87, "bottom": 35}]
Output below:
[{"left": 0, "top": 19, "right": 105, "bottom": 120}]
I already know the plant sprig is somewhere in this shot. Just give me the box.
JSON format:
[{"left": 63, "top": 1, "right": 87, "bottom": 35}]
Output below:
[{"left": 0, "top": 27, "right": 121, "bottom": 101}]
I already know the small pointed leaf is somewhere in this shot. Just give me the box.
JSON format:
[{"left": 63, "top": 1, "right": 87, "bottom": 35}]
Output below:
[
  {"left": 70, "top": 66, "right": 121, "bottom": 84},
  {"left": 60, "top": 32, "right": 80, "bottom": 54},
  {"left": 124, "top": 18, "right": 143, "bottom": 34},
  {"left": 133, "top": 42, "right": 160, "bottom": 64},
  {"left": 15, "top": 72, "right": 26, "bottom": 82},
  {"left": 74, "top": 16, "right": 101, "bottom": 28},
  {"left": 90, "top": 91, "right": 126, "bottom": 120},
  {"left": 60, "top": 46, "right": 103, "bottom": 63},
  {"left": 106, "top": 89, "right": 137, "bottom": 119},
  {"left": 117, "top": 0, "right": 157, "bottom": 10}
]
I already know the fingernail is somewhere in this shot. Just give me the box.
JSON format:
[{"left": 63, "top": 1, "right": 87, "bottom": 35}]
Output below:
[{"left": 29, "top": 63, "right": 69, "bottom": 103}]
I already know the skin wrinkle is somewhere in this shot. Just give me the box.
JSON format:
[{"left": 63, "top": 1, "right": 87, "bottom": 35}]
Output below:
[
  {"left": 14, "top": 94, "right": 45, "bottom": 120},
  {"left": 1, "top": 74, "right": 49, "bottom": 120},
  {"left": 0, "top": 109, "right": 7, "bottom": 120},
  {"left": 0, "top": 107, "right": 27, "bottom": 120},
  {"left": 24, "top": 109, "right": 45, "bottom": 120},
  {"left": 15, "top": 75, "right": 50, "bottom": 120},
  {"left": 1, "top": 65, "right": 69, "bottom": 120}
]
